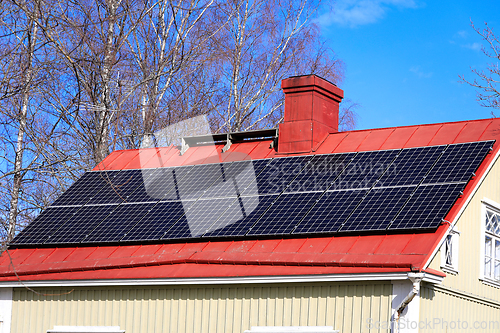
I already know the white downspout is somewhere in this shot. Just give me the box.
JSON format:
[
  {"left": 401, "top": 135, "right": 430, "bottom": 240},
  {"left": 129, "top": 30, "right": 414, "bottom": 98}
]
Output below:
[{"left": 393, "top": 273, "right": 424, "bottom": 333}]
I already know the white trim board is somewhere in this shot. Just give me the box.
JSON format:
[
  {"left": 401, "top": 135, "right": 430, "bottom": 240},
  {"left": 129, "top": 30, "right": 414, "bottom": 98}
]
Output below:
[{"left": 0, "top": 272, "right": 444, "bottom": 288}]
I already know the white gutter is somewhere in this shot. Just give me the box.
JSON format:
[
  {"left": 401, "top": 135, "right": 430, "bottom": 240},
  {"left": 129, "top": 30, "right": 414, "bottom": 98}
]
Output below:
[{"left": 0, "top": 271, "right": 444, "bottom": 288}]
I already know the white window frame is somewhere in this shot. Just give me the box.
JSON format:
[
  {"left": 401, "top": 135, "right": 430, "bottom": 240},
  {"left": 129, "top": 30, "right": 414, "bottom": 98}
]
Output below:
[
  {"left": 440, "top": 227, "right": 460, "bottom": 275},
  {"left": 47, "top": 327, "right": 124, "bottom": 333},
  {"left": 480, "top": 198, "right": 500, "bottom": 288}
]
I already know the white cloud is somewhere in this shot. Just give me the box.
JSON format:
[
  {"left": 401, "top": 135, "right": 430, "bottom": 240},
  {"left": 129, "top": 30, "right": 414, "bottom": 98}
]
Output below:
[
  {"left": 318, "top": 0, "right": 419, "bottom": 28},
  {"left": 461, "top": 42, "right": 482, "bottom": 51},
  {"left": 409, "top": 66, "right": 433, "bottom": 78}
]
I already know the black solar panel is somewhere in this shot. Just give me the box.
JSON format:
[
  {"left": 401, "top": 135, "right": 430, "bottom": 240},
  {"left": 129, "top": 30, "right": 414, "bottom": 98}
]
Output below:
[
  {"left": 240, "top": 156, "right": 312, "bottom": 195},
  {"left": 197, "top": 160, "right": 268, "bottom": 199},
  {"left": 284, "top": 153, "right": 355, "bottom": 193},
  {"left": 82, "top": 203, "right": 157, "bottom": 243},
  {"left": 389, "top": 183, "right": 466, "bottom": 230},
  {"left": 52, "top": 171, "right": 120, "bottom": 206},
  {"left": 340, "top": 186, "right": 416, "bottom": 232},
  {"left": 45, "top": 204, "right": 118, "bottom": 244},
  {"left": 246, "top": 192, "right": 322, "bottom": 236},
  {"left": 124, "top": 166, "right": 193, "bottom": 203},
  {"left": 293, "top": 190, "right": 366, "bottom": 234},
  {"left": 121, "top": 200, "right": 194, "bottom": 241},
  {"left": 202, "top": 195, "right": 278, "bottom": 237},
  {"left": 331, "top": 150, "right": 399, "bottom": 190},
  {"left": 86, "top": 169, "right": 156, "bottom": 205},
  {"left": 374, "top": 146, "right": 445, "bottom": 187},
  {"left": 10, "top": 206, "right": 81, "bottom": 245},
  {"left": 163, "top": 197, "right": 236, "bottom": 239},
  {"left": 423, "top": 141, "right": 493, "bottom": 184},
  {"left": 11, "top": 140, "right": 494, "bottom": 246},
  {"left": 162, "top": 163, "right": 230, "bottom": 201}
]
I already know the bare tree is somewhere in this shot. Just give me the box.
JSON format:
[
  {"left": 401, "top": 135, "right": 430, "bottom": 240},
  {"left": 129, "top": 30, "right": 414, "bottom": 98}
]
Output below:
[{"left": 461, "top": 22, "right": 500, "bottom": 116}]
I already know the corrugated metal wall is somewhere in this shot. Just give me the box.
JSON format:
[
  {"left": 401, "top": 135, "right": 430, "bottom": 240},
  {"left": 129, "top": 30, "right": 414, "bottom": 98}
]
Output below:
[
  {"left": 11, "top": 282, "right": 392, "bottom": 333},
  {"left": 419, "top": 285, "right": 500, "bottom": 332}
]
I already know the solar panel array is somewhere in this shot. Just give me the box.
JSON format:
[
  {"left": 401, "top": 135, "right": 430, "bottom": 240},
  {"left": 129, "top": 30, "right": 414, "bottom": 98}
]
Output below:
[{"left": 11, "top": 140, "right": 494, "bottom": 246}]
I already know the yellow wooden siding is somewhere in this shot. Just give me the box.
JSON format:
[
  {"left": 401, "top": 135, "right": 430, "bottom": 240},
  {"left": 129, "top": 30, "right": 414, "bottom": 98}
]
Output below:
[
  {"left": 419, "top": 285, "right": 500, "bottom": 332},
  {"left": 11, "top": 282, "right": 392, "bottom": 333},
  {"left": 426, "top": 153, "right": 500, "bottom": 301}
]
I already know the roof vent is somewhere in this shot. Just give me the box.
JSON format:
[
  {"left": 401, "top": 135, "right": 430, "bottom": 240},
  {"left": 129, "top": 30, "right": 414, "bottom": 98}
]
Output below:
[{"left": 181, "top": 128, "right": 278, "bottom": 155}]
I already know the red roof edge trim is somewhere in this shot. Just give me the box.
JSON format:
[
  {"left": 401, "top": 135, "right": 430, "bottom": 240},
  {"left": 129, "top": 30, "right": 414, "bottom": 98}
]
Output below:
[
  {"left": 423, "top": 267, "right": 446, "bottom": 277},
  {"left": 0, "top": 258, "right": 416, "bottom": 278}
]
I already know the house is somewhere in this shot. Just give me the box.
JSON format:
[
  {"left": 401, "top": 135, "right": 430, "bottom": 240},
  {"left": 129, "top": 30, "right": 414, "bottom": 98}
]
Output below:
[{"left": 0, "top": 75, "right": 500, "bottom": 333}]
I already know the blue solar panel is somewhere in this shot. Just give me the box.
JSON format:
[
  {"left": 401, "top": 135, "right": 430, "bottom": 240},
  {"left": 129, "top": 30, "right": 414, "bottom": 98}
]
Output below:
[
  {"left": 389, "top": 183, "right": 466, "bottom": 230},
  {"left": 11, "top": 140, "right": 494, "bottom": 247},
  {"left": 82, "top": 203, "right": 157, "bottom": 243},
  {"left": 331, "top": 150, "right": 399, "bottom": 191},
  {"left": 120, "top": 200, "right": 195, "bottom": 241},
  {"left": 284, "top": 153, "right": 355, "bottom": 193},
  {"left": 45, "top": 204, "right": 118, "bottom": 244},
  {"left": 124, "top": 166, "right": 193, "bottom": 203},
  {"left": 246, "top": 192, "right": 322, "bottom": 236},
  {"left": 10, "top": 206, "right": 81, "bottom": 245},
  {"left": 240, "top": 156, "right": 312, "bottom": 195},
  {"left": 292, "top": 190, "right": 366, "bottom": 234},
  {"left": 339, "top": 186, "right": 416, "bottom": 232},
  {"left": 423, "top": 141, "right": 494, "bottom": 184},
  {"left": 374, "top": 146, "right": 445, "bottom": 188},
  {"left": 52, "top": 171, "right": 120, "bottom": 206},
  {"left": 202, "top": 195, "right": 278, "bottom": 237}
]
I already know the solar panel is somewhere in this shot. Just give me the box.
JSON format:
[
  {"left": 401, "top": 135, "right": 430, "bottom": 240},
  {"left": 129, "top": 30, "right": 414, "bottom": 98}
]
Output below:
[
  {"left": 120, "top": 200, "right": 194, "bottom": 241},
  {"left": 284, "top": 153, "right": 355, "bottom": 193},
  {"left": 162, "top": 163, "right": 230, "bottom": 201},
  {"left": 82, "top": 203, "right": 157, "bottom": 243},
  {"left": 10, "top": 206, "right": 81, "bottom": 245},
  {"left": 197, "top": 160, "right": 268, "bottom": 199},
  {"left": 423, "top": 141, "right": 494, "bottom": 185},
  {"left": 86, "top": 169, "right": 156, "bottom": 205},
  {"left": 339, "top": 186, "right": 416, "bottom": 232},
  {"left": 45, "top": 204, "right": 118, "bottom": 244},
  {"left": 240, "top": 156, "right": 312, "bottom": 195},
  {"left": 331, "top": 150, "right": 399, "bottom": 191},
  {"left": 10, "top": 140, "right": 495, "bottom": 247},
  {"left": 202, "top": 195, "right": 278, "bottom": 237},
  {"left": 124, "top": 166, "right": 193, "bottom": 203},
  {"left": 374, "top": 146, "right": 445, "bottom": 188},
  {"left": 52, "top": 171, "right": 120, "bottom": 206},
  {"left": 162, "top": 197, "right": 236, "bottom": 239},
  {"left": 246, "top": 192, "right": 322, "bottom": 236},
  {"left": 292, "top": 190, "right": 366, "bottom": 234},
  {"left": 389, "top": 183, "right": 466, "bottom": 230}
]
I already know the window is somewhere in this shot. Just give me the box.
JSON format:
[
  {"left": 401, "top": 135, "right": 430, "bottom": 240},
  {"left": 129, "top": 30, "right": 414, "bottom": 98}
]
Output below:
[
  {"left": 481, "top": 199, "right": 500, "bottom": 286},
  {"left": 440, "top": 228, "right": 459, "bottom": 274}
]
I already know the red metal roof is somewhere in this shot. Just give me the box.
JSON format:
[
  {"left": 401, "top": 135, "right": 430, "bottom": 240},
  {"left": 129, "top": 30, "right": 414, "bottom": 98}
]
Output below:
[{"left": 2, "top": 118, "right": 500, "bottom": 282}]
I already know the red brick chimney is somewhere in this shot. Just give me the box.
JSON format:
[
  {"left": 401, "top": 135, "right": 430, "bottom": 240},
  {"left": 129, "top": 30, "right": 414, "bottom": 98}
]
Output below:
[{"left": 277, "top": 75, "right": 344, "bottom": 154}]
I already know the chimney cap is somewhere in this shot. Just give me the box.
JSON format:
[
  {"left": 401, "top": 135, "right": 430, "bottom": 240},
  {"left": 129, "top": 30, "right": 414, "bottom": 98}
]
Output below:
[{"left": 281, "top": 74, "right": 343, "bottom": 101}]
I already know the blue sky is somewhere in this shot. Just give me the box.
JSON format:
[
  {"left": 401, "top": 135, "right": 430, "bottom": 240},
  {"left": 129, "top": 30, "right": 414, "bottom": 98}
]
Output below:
[{"left": 318, "top": 0, "right": 499, "bottom": 130}]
